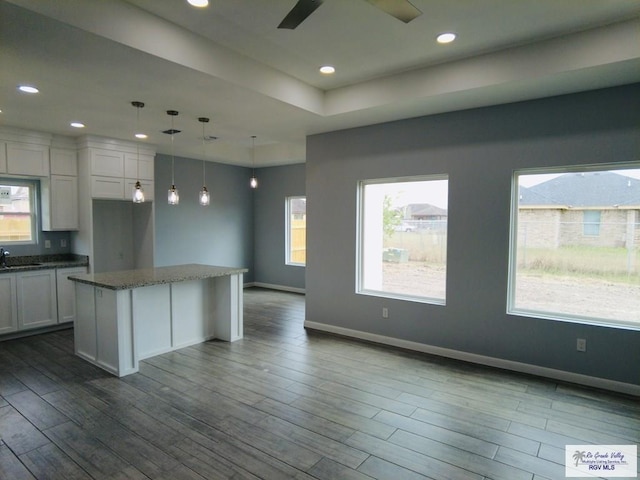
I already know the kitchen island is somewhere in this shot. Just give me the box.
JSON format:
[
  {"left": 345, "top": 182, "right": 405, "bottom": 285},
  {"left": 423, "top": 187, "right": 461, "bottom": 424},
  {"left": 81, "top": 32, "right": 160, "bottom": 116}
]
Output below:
[{"left": 69, "top": 264, "right": 247, "bottom": 377}]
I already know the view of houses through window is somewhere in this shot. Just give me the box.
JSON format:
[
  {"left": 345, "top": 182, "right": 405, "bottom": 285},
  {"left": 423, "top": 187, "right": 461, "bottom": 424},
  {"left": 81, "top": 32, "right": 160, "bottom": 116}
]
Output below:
[
  {"left": 0, "top": 181, "right": 36, "bottom": 244},
  {"left": 286, "top": 196, "right": 306, "bottom": 266},
  {"left": 358, "top": 176, "right": 448, "bottom": 303},
  {"left": 511, "top": 167, "right": 640, "bottom": 327}
]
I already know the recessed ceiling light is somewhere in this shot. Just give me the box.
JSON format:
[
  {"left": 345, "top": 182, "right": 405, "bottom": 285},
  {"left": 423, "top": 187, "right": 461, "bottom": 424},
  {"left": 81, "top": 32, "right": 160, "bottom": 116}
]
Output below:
[
  {"left": 187, "top": 0, "right": 208, "bottom": 7},
  {"left": 18, "top": 85, "right": 39, "bottom": 93},
  {"left": 135, "top": 133, "right": 148, "bottom": 139},
  {"left": 319, "top": 65, "right": 335, "bottom": 75},
  {"left": 436, "top": 32, "right": 456, "bottom": 44},
  {"left": 70, "top": 122, "right": 85, "bottom": 128}
]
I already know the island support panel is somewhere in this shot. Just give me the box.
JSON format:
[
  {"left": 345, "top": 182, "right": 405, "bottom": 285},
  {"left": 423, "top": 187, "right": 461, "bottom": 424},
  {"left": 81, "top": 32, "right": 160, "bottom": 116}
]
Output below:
[{"left": 74, "top": 273, "right": 243, "bottom": 376}]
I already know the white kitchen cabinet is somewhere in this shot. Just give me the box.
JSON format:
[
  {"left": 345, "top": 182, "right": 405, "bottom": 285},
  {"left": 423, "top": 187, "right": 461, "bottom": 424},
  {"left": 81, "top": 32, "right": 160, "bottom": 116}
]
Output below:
[
  {"left": 50, "top": 148, "right": 77, "bottom": 176},
  {"left": 90, "top": 148, "right": 124, "bottom": 178},
  {"left": 125, "top": 152, "right": 154, "bottom": 181},
  {"left": 6, "top": 142, "right": 50, "bottom": 176},
  {"left": 0, "top": 274, "right": 18, "bottom": 334},
  {"left": 56, "top": 266, "right": 87, "bottom": 324},
  {"left": 42, "top": 175, "right": 79, "bottom": 231},
  {"left": 16, "top": 269, "right": 58, "bottom": 330},
  {"left": 91, "top": 175, "right": 125, "bottom": 199},
  {"left": 0, "top": 141, "right": 6, "bottom": 173}
]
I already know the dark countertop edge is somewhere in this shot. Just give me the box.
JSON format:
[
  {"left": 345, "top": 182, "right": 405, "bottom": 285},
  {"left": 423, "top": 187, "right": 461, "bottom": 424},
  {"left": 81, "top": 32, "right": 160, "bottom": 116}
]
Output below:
[
  {"left": 69, "top": 264, "right": 248, "bottom": 291},
  {"left": 0, "top": 255, "right": 89, "bottom": 274}
]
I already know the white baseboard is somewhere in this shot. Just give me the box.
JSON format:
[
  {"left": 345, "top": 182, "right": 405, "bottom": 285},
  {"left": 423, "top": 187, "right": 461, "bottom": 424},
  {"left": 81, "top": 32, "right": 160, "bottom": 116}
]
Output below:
[
  {"left": 304, "top": 320, "right": 640, "bottom": 397},
  {"left": 246, "top": 282, "right": 306, "bottom": 294}
]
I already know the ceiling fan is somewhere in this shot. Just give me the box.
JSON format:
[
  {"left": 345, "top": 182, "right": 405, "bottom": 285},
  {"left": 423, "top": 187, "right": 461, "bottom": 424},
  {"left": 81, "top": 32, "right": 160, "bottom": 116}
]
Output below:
[{"left": 278, "top": 0, "right": 422, "bottom": 29}]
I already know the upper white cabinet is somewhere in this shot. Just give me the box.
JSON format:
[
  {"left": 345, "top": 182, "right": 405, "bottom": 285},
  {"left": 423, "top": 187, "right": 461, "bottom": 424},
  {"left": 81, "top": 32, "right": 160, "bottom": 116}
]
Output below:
[
  {"left": 79, "top": 139, "right": 155, "bottom": 201},
  {"left": 50, "top": 148, "right": 77, "bottom": 176},
  {"left": 125, "top": 152, "right": 154, "bottom": 181},
  {"left": 6, "top": 142, "right": 50, "bottom": 176},
  {"left": 42, "top": 175, "right": 79, "bottom": 230},
  {"left": 90, "top": 148, "right": 124, "bottom": 178}
]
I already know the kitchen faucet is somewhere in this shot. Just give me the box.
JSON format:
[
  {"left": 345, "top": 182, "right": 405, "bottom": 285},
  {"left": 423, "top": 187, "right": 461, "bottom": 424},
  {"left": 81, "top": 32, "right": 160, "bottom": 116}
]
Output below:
[{"left": 0, "top": 248, "right": 9, "bottom": 268}]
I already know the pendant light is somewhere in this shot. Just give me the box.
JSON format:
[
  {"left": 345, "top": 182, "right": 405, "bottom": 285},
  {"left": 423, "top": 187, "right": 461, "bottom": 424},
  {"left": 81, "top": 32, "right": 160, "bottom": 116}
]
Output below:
[
  {"left": 249, "top": 135, "right": 258, "bottom": 189},
  {"left": 165, "top": 110, "right": 180, "bottom": 205},
  {"left": 198, "top": 117, "right": 210, "bottom": 206},
  {"left": 131, "top": 101, "right": 145, "bottom": 203}
]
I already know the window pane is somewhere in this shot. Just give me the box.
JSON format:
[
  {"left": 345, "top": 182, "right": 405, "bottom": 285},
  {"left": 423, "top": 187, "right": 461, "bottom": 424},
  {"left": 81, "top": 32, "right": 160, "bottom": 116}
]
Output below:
[
  {"left": 286, "top": 196, "right": 306, "bottom": 266},
  {"left": 0, "top": 183, "right": 35, "bottom": 243},
  {"left": 359, "top": 177, "right": 448, "bottom": 303},
  {"left": 511, "top": 168, "right": 640, "bottom": 327}
]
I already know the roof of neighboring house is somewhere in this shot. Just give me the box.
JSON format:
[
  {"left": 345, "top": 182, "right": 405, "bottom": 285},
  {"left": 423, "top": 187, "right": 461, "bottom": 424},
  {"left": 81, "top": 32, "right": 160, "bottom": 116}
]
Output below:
[
  {"left": 519, "top": 172, "right": 640, "bottom": 207},
  {"left": 405, "top": 203, "right": 448, "bottom": 217}
]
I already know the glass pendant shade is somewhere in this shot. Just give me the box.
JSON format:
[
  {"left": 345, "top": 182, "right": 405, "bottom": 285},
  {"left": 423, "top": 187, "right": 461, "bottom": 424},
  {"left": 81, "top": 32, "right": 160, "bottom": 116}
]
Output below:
[
  {"left": 168, "top": 185, "right": 179, "bottom": 205},
  {"left": 165, "top": 110, "right": 180, "bottom": 205},
  {"left": 249, "top": 135, "right": 258, "bottom": 189},
  {"left": 132, "top": 101, "right": 145, "bottom": 203},
  {"left": 199, "top": 186, "right": 210, "bottom": 206},
  {"left": 133, "top": 181, "right": 145, "bottom": 203}
]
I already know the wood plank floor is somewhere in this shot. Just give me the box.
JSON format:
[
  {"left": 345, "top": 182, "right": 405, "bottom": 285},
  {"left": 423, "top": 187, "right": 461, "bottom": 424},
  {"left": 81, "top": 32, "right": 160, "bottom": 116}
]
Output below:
[{"left": 1, "top": 287, "right": 638, "bottom": 480}]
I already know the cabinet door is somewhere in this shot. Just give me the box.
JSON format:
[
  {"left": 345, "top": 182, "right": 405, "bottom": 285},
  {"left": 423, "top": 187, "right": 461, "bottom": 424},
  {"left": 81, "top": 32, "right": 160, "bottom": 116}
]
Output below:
[
  {"left": 125, "top": 153, "right": 154, "bottom": 181},
  {"left": 17, "top": 270, "right": 57, "bottom": 330},
  {"left": 50, "top": 148, "right": 77, "bottom": 176},
  {"left": 6, "top": 142, "right": 50, "bottom": 176},
  {"left": 91, "top": 176, "right": 124, "bottom": 199},
  {"left": 57, "top": 267, "right": 87, "bottom": 324},
  {"left": 90, "top": 149, "right": 124, "bottom": 177},
  {"left": 50, "top": 175, "right": 79, "bottom": 230},
  {"left": 0, "top": 274, "right": 18, "bottom": 334}
]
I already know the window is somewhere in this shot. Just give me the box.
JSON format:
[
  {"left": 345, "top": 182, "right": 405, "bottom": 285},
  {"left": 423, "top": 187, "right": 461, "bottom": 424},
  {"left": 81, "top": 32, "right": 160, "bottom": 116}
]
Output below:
[
  {"left": 286, "top": 196, "right": 306, "bottom": 266},
  {"left": 583, "top": 210, "right": 601, "bottom": 236},
  {"left": 0, "top": 180, "right": 37, "bottom": 244},
  {"left": 358, "top": 176, "right": 448, "bottom": 303},
  {"left": 510, "top": 166, "right": 640, "bottom": 328}
]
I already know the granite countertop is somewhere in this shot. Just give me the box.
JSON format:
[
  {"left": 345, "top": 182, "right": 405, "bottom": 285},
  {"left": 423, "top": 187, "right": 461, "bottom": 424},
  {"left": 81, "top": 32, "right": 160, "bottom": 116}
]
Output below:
[
  {"left": 0, "top": 254, "right": 89, "bottom": 274},
  {"left": 69, "top": 264, "right": 248, "bottom": 290}
]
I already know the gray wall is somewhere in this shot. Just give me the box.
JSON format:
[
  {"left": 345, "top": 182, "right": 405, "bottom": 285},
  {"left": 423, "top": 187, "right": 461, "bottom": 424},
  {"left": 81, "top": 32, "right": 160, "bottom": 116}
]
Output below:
[
  {"left": 154, "top": 154, "right": 254, "bottom": 282},
  {"left": 253, "top": 163, "right": 306, "bottom": 291},
  {"left": 305, "top": 84, "right": 640, "bottom": 387}
]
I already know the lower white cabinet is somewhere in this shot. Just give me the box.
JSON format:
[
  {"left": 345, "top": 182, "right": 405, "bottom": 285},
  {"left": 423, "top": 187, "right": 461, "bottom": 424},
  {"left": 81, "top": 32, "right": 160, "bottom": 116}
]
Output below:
[
  {"left": 17, "top": 269, "right": 58, "bottom": 330},
  {"left": 57, "top": 267, "right": 88, "bottom": 324},
  {"left": 0, "top": 274, "right": 18, "bottom": 334}
]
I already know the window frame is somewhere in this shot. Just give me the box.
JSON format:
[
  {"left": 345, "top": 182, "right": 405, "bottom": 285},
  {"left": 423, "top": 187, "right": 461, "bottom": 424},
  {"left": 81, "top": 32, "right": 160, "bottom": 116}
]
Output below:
[
  {"left": 508, "top": 164, "right": 640, "bottom": 330},
  {"left": 285, "top": 195, "right": 306, "bottom": 267},
  {"left": 0, "top": 178, "right": 38, "bottom": 245},
  {"left": 356, "top": 174, "right": 449, "bottom": 305}
]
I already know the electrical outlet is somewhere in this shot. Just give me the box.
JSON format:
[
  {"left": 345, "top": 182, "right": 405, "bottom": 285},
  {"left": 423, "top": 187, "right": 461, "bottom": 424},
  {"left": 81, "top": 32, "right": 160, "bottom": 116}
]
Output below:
[
  {"left": 44, "top": 239, "right": 51, "bottom": 249},
  {"left": 61, "top": 239, "right": 67, "bottom": 247},
  {"left": 576, "top": 338, "right": 587, "bottom": 352},
  {"left": 382, "top": 307, "right": 389, "bottom": 319}
]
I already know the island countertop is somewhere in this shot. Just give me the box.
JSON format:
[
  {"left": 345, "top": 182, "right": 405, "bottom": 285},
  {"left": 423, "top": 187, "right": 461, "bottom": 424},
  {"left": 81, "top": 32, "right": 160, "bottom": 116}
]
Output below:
[{"left": 69, "top": 264, "right": 247, "bottom": 290}]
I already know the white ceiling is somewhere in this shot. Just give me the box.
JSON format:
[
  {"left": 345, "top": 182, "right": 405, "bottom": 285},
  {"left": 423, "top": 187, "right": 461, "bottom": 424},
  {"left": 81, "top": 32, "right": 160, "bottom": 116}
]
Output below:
[{"left": 1, "top": 0, "right": 639, "bottom": 167}]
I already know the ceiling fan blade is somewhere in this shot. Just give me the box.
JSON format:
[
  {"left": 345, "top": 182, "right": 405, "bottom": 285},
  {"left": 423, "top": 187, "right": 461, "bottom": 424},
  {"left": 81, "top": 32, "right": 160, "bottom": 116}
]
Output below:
[
  {"left": 365, "top": 0, "right": 422, "bottom": 23},
  {"left": 278, "top": 0, "right": 324, "bottom": 29}
]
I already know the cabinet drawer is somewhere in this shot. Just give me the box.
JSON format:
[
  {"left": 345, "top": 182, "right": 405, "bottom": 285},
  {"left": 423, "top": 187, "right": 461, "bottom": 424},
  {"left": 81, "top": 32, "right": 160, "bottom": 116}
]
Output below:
[
  {"left": 91, "top": 176, "right": 124, "bottom": 199},
  {"left": 6, "top": 142, "right": 50, "bottom": 176},
  {"left": 90, "top": 149, "right": 124, "bottom": 177}
]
